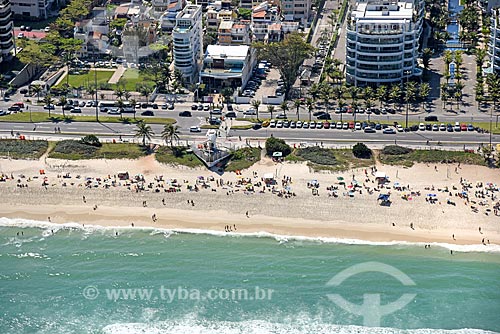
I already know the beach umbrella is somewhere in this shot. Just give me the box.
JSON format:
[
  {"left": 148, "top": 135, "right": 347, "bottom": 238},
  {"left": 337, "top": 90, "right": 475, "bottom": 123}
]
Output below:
[{"left": 337, "top": 176, "right": 344, "bottom": 181}]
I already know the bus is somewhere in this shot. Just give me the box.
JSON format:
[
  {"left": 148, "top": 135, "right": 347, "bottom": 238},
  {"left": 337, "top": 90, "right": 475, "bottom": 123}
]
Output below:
[{"left": 98, "top": 101, "right": 117, "bottom": 112}]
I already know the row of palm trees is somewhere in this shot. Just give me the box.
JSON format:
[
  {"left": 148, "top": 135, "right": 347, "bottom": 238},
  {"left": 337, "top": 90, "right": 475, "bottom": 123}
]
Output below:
[
  {"left": 134, "top": 122, "right": 180, "bottom": 147},
  {"left": 249, "top": 81, "right": 431, "bottom": 121}
]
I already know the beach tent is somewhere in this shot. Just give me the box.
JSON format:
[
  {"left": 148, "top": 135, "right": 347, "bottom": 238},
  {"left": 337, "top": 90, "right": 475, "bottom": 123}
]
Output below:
[
  {"left": 263, "top": 173, "right": 276, "bottom": 185},
  {"left": 378, "top": 194, "right": 390, "bottom": 201},
  {"left": 375, "top": 172, "right": 388, "bottom": 184}
]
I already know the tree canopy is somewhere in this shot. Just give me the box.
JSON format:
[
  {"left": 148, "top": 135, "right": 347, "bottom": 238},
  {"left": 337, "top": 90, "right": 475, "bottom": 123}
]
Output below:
[{"left": 253, "top": 32, "right": 314, "bottom": 98}]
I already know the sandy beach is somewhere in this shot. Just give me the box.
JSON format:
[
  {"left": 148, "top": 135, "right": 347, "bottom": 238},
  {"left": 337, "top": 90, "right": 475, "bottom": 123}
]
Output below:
[{"left": 0, "top": 154, "right": 499, "bottom": 246}]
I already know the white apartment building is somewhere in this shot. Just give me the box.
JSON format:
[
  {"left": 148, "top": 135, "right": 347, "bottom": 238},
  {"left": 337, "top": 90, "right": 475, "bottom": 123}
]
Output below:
[
  {"left": 9, "top": 0, "right": 55, "bottom": 20},
  {"left": 280, "top": 0, "right": 311, "bottom": 26},
  {"left": 0, "top": 0, "right": 13, "bottom": 64},
  {"left": 345, "top": 0, "right": 424, "bottom": 86},
  {"left": 200, "top": 45, "right": 255, "bottom": 89},
  {"left": 489, "top": 7, "right": 500, "bottom": 73},
  {"left": 172, "top": 4, "right": 203, "bottom": 84}
]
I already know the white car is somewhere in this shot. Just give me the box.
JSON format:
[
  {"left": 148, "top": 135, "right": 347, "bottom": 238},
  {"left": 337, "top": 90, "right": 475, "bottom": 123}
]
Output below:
[
  {"left": 336, "top": 121, "right": 342, "bottom": 129},
  {"left": 17, "top": 32, "right": 24, "bottom": 38},
  {"left": 269, "top": 120, "right": 276, "bottom": 128},
  {"left": 107, "top": 108, "right": 120, "bottom": 115},
  {"left": 432, "top": 124, "right": 439, "bottom": 131},
  {"left": 418, "top": 123, "right": 426, "bottom": 131},
  {"left": 212, "top": 108, "right": 222, "bottom": 114},
  {"left": 396, "top": 124, "right": 404, "bottom": 132},
  {"left": 439, "top": 123, "right": 446, "bottom": 131},
  {"left": 342, "top": 122, "right": 349, "bottom": 130},
  {"left": 296, "top": 121, "right": 302, "bottom": 128},
  {"left": 243, "top": 108, "right": 256, "bottom": 115},
  {"left": 355, "top": 122, "right": 361, "bottom": 130},
  {"left": 189, "top": 126, "right": 201, "bottom": 132},
  {"left": 276, "top": 121, "right": 283, "bottom": 128},
  {"left": 44, "top": 27, "right": 50, "bottom": 32}
]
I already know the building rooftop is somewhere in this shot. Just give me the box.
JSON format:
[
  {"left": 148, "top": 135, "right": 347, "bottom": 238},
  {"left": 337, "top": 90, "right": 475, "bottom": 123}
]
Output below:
[
  {"left": 352, "top": 0, "right": 414, "bottom": 20},
  {"left": 206, "top": 45, "right": 249, "bottom": 59},
  {"left": 219, "top": 20, "right": 233, "bottom": 30}
]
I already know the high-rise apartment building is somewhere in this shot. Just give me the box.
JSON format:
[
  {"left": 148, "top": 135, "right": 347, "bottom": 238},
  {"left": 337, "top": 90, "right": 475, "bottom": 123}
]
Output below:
[
  {"left": 0, "top": 0, "right": 13, "bottom": 64},
  {"left": 345, "top": 0, "right": 424, "bottom": 86},
  {"left": 172, "top": 4, "right": 203, "bottom": 84}
]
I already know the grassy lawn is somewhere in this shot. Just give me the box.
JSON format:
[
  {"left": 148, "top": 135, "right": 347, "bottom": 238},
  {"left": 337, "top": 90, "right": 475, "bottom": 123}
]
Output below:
[
  {"left": 287, "top": 147, "right": 374, "bottom": 172},
  {"left": 117, "top": 69, "right": 155, "bottom": 91},
  {"left": 48, "top": 141, "right": 147, "bottom": 160},
  {"left": 55, "top": 71, "right": 115, "bottom": 89},
  {"left": 0, "top": 139, "right": 48, "bottom": 159},
  {"left": 0, "top": 112, "right": 176, "bottom": 125},
  {"left": 155, "top": 146, "right": 204, "bottom": 168},
  {"left": 378, "top": 146, "right": 486, "bottom": 167},
  {"left": 225, "top": 147, "right": 261, "bottom": 172}
]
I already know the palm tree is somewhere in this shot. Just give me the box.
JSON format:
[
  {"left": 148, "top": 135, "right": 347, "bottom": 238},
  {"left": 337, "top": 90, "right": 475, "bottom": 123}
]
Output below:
[
  {"left": 31, "top": 84, "right": 43, "bottom": 103},
  {"left": 130, "top": 98, "right": 137, "bottom": 120},
  {"left": 135, "top": 121, "right": 154, "bottom": 146},
  {"left": 139, "top": 85, "right": 152, "bottom": 102},
  {"left": 59, "top": 96, "right": 67, "bottom": 118},
  {"left": 267, "top": 105, "right": 275, "bottom": 119},
  {"left": 306, "top": 98, "right": 314, "bottom": 122},
  {"left": 475, "top": 48, "right": 487, "bottom": 70},
  {"left": 376, "top": 85, "right": 387, "bottom": 109},
  {"left": 117, "top": 99, "right": 124, "bottom": 120},
  {"left": 43, "top": 95, "right": 54, "bottom": 118},
  {"left": 294, "top": 99, "right": 302, "bottom": 120},
  {"left": 124, "top": 91, "right": 131, "bottom": 101},
  {"left": 419, "top": 83, "right": 431, "bottom": 111},
  {"left": 115, "top": 88, "right": 124, "bottom": 100},
  {"left": 251, "top": 100, "right": 261, "bottom": 120},
  {"left": 389, "top": 85, "right": 401, "bottom": 111},
  {"left": 422, "top": 48, "right": 432, "bottom": 71},
  {"left": 280, "top": 101, "right": 289, "bottom": 116},
  {"left": 161, "top": 123, "right": 180, "bottom": 147}
]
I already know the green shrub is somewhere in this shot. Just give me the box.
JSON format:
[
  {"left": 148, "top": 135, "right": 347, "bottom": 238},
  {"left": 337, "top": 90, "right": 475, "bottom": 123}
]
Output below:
[
  {"left": 296, "top": 147, "right": 337, "bottom": 165},
  {"left": 0, "top": 139, "right": 48, "bottom": 159},
  {"left": 80, "top": 134, "right": 102, "bottom": 147},
  {"left": 52, "top": 140, "right": 98, "bottom": 158},
  {"left": 382, "top": 145, "right": 412, "bottom": 155},
  {"left": 265, "top": 137, "right": 291, "bottom": 157},
  {"left": 352, "top": 142, "right": 372, "bottom": 159}
]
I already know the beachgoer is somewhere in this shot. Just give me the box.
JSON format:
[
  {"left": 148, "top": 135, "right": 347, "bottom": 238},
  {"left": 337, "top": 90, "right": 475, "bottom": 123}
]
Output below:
[
  {"left": 48, "top": 217, "right": 51, "bottom": 222},
  {"left": 246, "top": 211, "right": 249, "bottom": 218},
  {"left": 233, "top": 224, "right": 236, "bottom": 231},
  {"left": 83, "top": 195, "right": 86, "bottom": 203},
  {"left": 452, "top": 234, "right": 456, "bottom": 240},
  {"left": 450, "top": 250, "right": 453, "bottom": 255},
  {"left": 162, "top": 198, "right": 165, "bottom": 205},
  {"left": 479, "top": 227, "right": 482, "bottom": 234}
]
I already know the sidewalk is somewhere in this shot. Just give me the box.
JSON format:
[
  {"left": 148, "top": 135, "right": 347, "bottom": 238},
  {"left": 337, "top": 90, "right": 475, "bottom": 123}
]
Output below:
[{"left": 108, "top": 65, "right": 126, "bottom": 84}]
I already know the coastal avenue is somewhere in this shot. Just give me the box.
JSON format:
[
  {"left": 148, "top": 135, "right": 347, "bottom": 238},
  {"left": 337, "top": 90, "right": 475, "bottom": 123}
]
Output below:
[{"left": 0, "top": 120, "right": 497, "bottom": 149}]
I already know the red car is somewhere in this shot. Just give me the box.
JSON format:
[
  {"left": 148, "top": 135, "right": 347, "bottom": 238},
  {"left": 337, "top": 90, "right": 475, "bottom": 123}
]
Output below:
[
  {"left": 460, "top": 124, "right": 467, "bottom": 131},
  {"left": 323, "top": 122, "right": 330, "bottom": 129},
  {"left": 348, "top": 121, "right": 355, "bottom": 129}
]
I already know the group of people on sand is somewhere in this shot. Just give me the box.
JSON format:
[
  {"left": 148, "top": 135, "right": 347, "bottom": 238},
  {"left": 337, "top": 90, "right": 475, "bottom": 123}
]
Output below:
[{"left": 224, "top": 224, "right": 237, "bottom": 232}]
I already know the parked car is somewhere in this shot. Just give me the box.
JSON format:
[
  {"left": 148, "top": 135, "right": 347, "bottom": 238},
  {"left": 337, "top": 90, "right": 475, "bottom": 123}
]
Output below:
[
  {"left": 418, "top": 123, "right": 426, "bottom": 131},
  {"left": 71, "top": 107, "right": 82, "bottom": 113},
  {"left": 43, "top": 104, "right": 55, "bottom": 110},
  {"left": 276, "top": 113, "right": 287, "bottom": 119},
  {"left": 439, "top": 123, "right": 447, "bottom": 131},
  {"left": 243, "top": 108, "right": 256, "bottom": 115},
  {"left": 252, "top": 123, "right": 262, "bottom": 130},
  {"left": 189, "top": 126, "right": 201, "bottom": 132},
  {"left": 225, "top": 112, "right": 236, "bottom": 118},
  {"left": 107, "top": 108, "right": 120, "bottom": 115},
  {"left": 432, "top": 124, "right": 439, "bottom": 131},
  {"left": 467, "top": 124, "right": 474, "bottom": 131},
  {"left": 212, "top": 108, "right": 222, "bottom": 114},
  {"left": 141, "top": 110, "right": 154, "bottom": 116},
  {"left": 191, "top": 104, "right": 198, "bottom": 110},
  {"left": 364, "top": 127, "right": 376, "bottom": 133},
  {"left": 317, "top": 113, "right": 331, "bottom": 120},
  {"left": 179, "top": 111, "right": 192, "bottom": 117},
  {"left": 425, "top": 115, "right": 438, "bottom": 122},
  {"left": 383, "top": 128, "right": 396, "bottom": 134},
  {"left": 79, "top": 101, "right": 86, "bottom": 107}
]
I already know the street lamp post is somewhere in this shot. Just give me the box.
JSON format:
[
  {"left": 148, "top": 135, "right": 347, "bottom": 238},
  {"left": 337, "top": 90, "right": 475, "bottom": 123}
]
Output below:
[{"left": 94, "top": 52, "right": 99, "bottom": 122}]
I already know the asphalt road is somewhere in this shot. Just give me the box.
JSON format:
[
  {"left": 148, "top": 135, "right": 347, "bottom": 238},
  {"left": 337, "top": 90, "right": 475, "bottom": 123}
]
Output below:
[{"left": 0, "top": 120, "right": 497, "bottom": 149}]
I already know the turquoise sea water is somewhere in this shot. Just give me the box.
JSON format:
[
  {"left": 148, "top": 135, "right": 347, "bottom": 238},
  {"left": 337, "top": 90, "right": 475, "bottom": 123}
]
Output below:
[{"left": 1, "top": 218, "right": 500, "bottom": 334}]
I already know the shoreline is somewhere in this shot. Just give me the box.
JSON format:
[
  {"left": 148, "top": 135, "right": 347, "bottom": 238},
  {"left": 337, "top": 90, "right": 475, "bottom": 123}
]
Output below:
[
  {"left": 1, "top": 203, "right": 499, "bottom": 252},
  {"left": 1, "top": 156, "right": 499, "bottom": 252}
]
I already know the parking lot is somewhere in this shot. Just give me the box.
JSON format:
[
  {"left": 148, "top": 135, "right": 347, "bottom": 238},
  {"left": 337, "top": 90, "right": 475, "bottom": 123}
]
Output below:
[{"left": 240, "top": 62, "right": 283, "bottom": 101}]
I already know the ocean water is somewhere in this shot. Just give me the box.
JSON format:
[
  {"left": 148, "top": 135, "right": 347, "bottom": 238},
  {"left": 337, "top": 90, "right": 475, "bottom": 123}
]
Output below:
[{"left": 1, "top": 218, "right": 500, "bottom": 334}]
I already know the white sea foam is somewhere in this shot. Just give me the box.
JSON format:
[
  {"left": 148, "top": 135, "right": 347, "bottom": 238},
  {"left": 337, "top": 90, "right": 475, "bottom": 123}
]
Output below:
[
  {"left": 101, "top": 319, "right": 499, "bottom": 334},
  {"left": 1, "top": 217, "right": 500, "bottom": 253}
]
